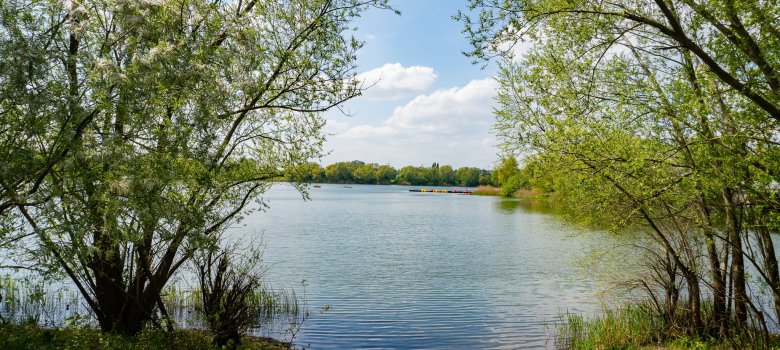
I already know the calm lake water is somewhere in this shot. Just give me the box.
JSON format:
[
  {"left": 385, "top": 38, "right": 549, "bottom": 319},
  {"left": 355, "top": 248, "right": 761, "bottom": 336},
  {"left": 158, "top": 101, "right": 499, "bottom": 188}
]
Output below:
[{"left": 238, "top": 184, "right": 606, "bottom": 349}]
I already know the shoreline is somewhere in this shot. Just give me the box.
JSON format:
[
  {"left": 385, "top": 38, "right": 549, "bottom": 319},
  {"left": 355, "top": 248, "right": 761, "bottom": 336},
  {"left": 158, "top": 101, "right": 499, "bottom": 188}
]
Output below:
[{"left": 0, "top": 323, "right": 292, "bottom": 350}]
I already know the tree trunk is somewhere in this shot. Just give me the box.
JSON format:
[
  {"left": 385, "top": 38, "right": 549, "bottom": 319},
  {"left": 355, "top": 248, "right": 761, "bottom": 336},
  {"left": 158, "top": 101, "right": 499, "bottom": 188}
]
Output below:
[
  {"left": 756, "top": 222, "right": 780, "bottom": 322},
  {"left": 706, "top": 231, "right": 728, "bottom": 337},
  {"left": 89, "top": 229, "right": 155, "bottom": 335},
  {"left": 723, "top": 187, "right": 747, "bottom": 328},
  {"left": 684, "top": 270, "right": 703, "bottom": 335}
]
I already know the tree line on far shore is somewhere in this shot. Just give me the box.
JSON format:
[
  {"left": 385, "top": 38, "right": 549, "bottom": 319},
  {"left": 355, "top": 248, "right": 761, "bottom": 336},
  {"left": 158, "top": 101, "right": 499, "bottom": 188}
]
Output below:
[{"left": 286, "top": 160, "right": 499, "bottom": 187}]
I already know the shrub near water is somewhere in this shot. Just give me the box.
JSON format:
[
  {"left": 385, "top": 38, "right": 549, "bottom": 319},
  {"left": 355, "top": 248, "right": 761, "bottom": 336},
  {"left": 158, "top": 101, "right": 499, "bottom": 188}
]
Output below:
[
  {"left": 192, "top": 236, "right": 306, "bottom": 349},
  {"left": 500, "top": 174, "right": 525, "bottom": 197}
]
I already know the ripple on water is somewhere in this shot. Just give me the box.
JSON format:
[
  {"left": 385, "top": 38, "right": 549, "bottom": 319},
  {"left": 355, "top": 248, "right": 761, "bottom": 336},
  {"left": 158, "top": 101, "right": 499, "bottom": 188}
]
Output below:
[{"left": 243, "top": 185, "right": 604, "bottom": 349}]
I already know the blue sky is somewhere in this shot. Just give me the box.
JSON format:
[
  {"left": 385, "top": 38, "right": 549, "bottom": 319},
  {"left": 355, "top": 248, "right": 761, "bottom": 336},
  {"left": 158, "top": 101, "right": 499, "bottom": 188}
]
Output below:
[{"left": 321, "top": 1, "right": 501, "bottom": 170}]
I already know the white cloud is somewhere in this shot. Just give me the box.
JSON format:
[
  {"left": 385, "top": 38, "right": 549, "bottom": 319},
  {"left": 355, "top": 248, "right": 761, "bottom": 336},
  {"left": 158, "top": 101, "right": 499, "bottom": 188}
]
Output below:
[
  {"left": 385, "top": 78, "right": 498, "bottom": 133},
  {"left": 324, "top": 119, "right": 350, "bottom": 134},
  {"left": 326, "top": 78, "right": 500, "bottom": 169},
  {"left": 356, "top": 63, "right": 437, "bottom": 100},
  {"left": 341, "top": 125, "right": 396, "bottom": 139}
]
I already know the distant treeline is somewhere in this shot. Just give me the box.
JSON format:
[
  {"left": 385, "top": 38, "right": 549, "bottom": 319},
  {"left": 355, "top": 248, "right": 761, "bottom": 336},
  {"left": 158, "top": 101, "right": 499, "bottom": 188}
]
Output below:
[{"left": 286, "top": 161, "right": 495, "bottom": 187}]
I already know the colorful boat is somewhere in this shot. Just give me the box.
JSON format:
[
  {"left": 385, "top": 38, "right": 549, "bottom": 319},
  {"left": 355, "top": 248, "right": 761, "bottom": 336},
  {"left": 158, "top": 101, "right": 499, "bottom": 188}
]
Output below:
[{"left": 409, "top": 189, "right": 472, "bottom": 195}]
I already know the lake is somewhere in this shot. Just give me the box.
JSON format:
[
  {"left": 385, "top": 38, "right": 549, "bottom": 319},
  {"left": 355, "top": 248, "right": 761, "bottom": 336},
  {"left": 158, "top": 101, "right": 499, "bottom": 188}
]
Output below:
[{"left": 238, "top": 184, "right": 606, "bottom": 349}]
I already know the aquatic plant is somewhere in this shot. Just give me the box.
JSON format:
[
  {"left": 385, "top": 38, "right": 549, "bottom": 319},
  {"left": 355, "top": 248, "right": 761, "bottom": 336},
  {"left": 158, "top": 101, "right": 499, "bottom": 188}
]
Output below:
[{"left": 554, "top": 302, "right": 780, "bottom": 349}]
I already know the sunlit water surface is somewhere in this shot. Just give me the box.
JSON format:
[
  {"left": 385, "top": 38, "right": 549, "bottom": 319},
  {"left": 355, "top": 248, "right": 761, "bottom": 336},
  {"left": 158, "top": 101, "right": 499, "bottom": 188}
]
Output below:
[{"left": 238, "top": 184, "right": 606, "bottom": 349}]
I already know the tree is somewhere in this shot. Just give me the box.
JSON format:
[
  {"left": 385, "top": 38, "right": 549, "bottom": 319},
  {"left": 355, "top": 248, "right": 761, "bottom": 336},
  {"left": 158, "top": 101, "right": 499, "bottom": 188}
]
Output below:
[
  {"left": 353, "top": 163, "right": 377, "bottom": 184},
  {"left": 461, "top": 0, "right": 780, "bottom": 337},
  {"left": 520, "top": 155, "right": 553, "bottom": 193},
  {"left": 374, "top": 165, "right": 397, "bottom": 184},
  {"left": 286, "top": 162, "right": 325, "bottom": 183},
  {"left": 455, "top": 167, "right": 481, "bottom": 187},
  {"left": 492, "top": 156, "right": 519, "bottom": 187},
  {"left": 325, "top": 160, "right": 365, "bottom": 183},
  {"left": 0, "top": 0, "right": 392, "bottom": 335},
  {"left": 395, "top": 166, "right": 423, "bottom": 186},
  {"left": 478, "top": 170, "right": 493, "bottom": 186},
  {"left": 437, "top": 165, "right": 455, "bottom": 186},
  {"left": 499, "top": 174, "right": 523, "bottom": 197}
]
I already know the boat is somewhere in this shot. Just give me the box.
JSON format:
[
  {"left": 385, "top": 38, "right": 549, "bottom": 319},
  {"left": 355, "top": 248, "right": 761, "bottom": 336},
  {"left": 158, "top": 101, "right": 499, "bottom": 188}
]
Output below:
[
  {"left": 312, "top": 185, "right": 322, "bottom": 188},
  {"left": 409, "top": 189, "right": 473, "bottom": 195}
]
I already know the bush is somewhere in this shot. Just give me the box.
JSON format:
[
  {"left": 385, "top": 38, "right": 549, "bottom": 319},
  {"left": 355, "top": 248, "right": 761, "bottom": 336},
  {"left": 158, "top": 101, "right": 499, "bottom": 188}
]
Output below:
[
  {"left": 500, "top": 174, "right": 526, "bottom": 197},
  {"left": 193, "top": 237, "right": 302, "bottom": 350},
  {"left": 195, "top": 246, "right": 265, "bottom": 349}
]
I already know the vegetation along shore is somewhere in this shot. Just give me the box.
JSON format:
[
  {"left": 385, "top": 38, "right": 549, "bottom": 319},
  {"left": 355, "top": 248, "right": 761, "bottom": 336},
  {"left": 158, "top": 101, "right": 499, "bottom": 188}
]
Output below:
[{"left": 460, "top": 0, "right": 780, "bottom": 348}]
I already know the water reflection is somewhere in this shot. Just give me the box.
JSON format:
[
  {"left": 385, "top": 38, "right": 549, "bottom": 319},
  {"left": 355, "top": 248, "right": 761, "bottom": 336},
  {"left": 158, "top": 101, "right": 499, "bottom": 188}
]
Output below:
[
  {"left": 495, "top": 199, "right": 523, "bottom": 213},
  {"left": 251, "top": 185, "right": 603, "bottom": 349},
  {"left": 3, "top": 185, "right": 605, "bottom": 349},
  {"left": 495, "top": 198, "right": 560, "bottom": 215}
]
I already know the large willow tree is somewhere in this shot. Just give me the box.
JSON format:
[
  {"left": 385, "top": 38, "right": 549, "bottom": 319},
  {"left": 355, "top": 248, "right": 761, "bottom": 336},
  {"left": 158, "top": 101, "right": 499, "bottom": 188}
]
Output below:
[
  {"left": 0, "top": 0, "right": 391, "bottom": 334},
  {"left": 460, "top": 0, "right": 780, "bottom": 338}
]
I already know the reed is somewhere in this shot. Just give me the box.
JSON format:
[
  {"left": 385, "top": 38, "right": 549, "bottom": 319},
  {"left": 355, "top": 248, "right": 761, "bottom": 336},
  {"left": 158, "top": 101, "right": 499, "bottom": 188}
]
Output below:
[
  {"left": 473, "top": 185, "right": 500, "bottom": 196},
  {"left": 1, "top": 273, "right": 305, "bottom": 345},
  {"left": 160, "top": 283, "right": 304, "bottom": 334},
  {"left": 0, "top": 274, "right": 84, "bottom": 326},
  {"left": 554, "top": 302, "right": 780, "bottom": 349},
  {"left": 554, "top": 305, "right": 664, "bottom": 350}
]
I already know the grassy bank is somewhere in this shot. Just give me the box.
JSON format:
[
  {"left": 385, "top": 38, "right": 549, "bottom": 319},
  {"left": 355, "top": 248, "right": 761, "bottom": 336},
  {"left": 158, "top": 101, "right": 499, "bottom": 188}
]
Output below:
[
  {"left": 556, "top": 304, "right": 780, "bottom": 350},
  {"left": 0, "top": 322, "right": 290, "bottom": 350}
]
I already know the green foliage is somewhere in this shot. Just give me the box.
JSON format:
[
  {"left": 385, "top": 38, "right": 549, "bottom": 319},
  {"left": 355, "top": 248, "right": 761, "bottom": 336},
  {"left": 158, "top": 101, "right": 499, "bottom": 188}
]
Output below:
[
  {"left": 499, "top": 174, "right": 524, "bottom": 197},
  {"left": 557, "top": 301, "right": 723, "bottom": 349},
  {"left": 374, "top": 165, "right": 398, "bottom": 185},
  {"left": 519, "top": 155, "right": 554, "bottom": 193},
  {"left": 0, "top": 0, "right": 394, "bottom": 335},
  {"left": 195, "top": 247, "right": 264, "bottom": 348},
  {"left": 462, "top": 0, "right": 780, "bottom": 340},
  {"left": 324, "top": 161, "right": 363, "bottom": 184},
  {"left": 0, "top": 323, "right": 289, "bottom": 350},
  {"left": 285, "top": 162, "right": 324, "bottom": 183},
  {"left": 492, "top": 156, "right": 519, "bottom": 187},
  {"left": 191, "top": 238, "right": 303, "bottom": 349},
  {"left": 557, "top": 305, "right": 667, "bottom": 350},
  {"left": 317, "top": 161, "right": 489, "bottom": 186},
  {"left": 666, "top": 337, "right": 718, "bottom": 350},
  {"left": 395, "top": 166, "right": 436, "bottom": 186},
  {"left": 454, "top": 167, "right": 482, "bottom": 187},
  {"left": 557, "top": 303, "right": 780, "bottom": 350}
]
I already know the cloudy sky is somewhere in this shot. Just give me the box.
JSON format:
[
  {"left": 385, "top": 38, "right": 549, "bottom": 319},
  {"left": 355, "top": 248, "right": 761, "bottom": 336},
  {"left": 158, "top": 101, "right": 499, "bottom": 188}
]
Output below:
[{"left": 321, "top": 1, "right": 501, "bottom": 170}]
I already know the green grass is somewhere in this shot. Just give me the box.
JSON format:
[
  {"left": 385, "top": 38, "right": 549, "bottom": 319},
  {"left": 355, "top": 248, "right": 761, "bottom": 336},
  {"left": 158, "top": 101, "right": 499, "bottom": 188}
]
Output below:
[
  {"left": 555, "top": 303, "right": 780, "bottom": 350},
  {"left": 0, "top": 322, "right": 290, "bottom": 350},
  {"left": 473, "top": 185, "right": 500, "bottom": 195},
  {"left": 1, "top": 275, "right": 305, "bottom": 349},
  {"left": 556, "top": 306, "right": 665, "bottom": 350}
]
